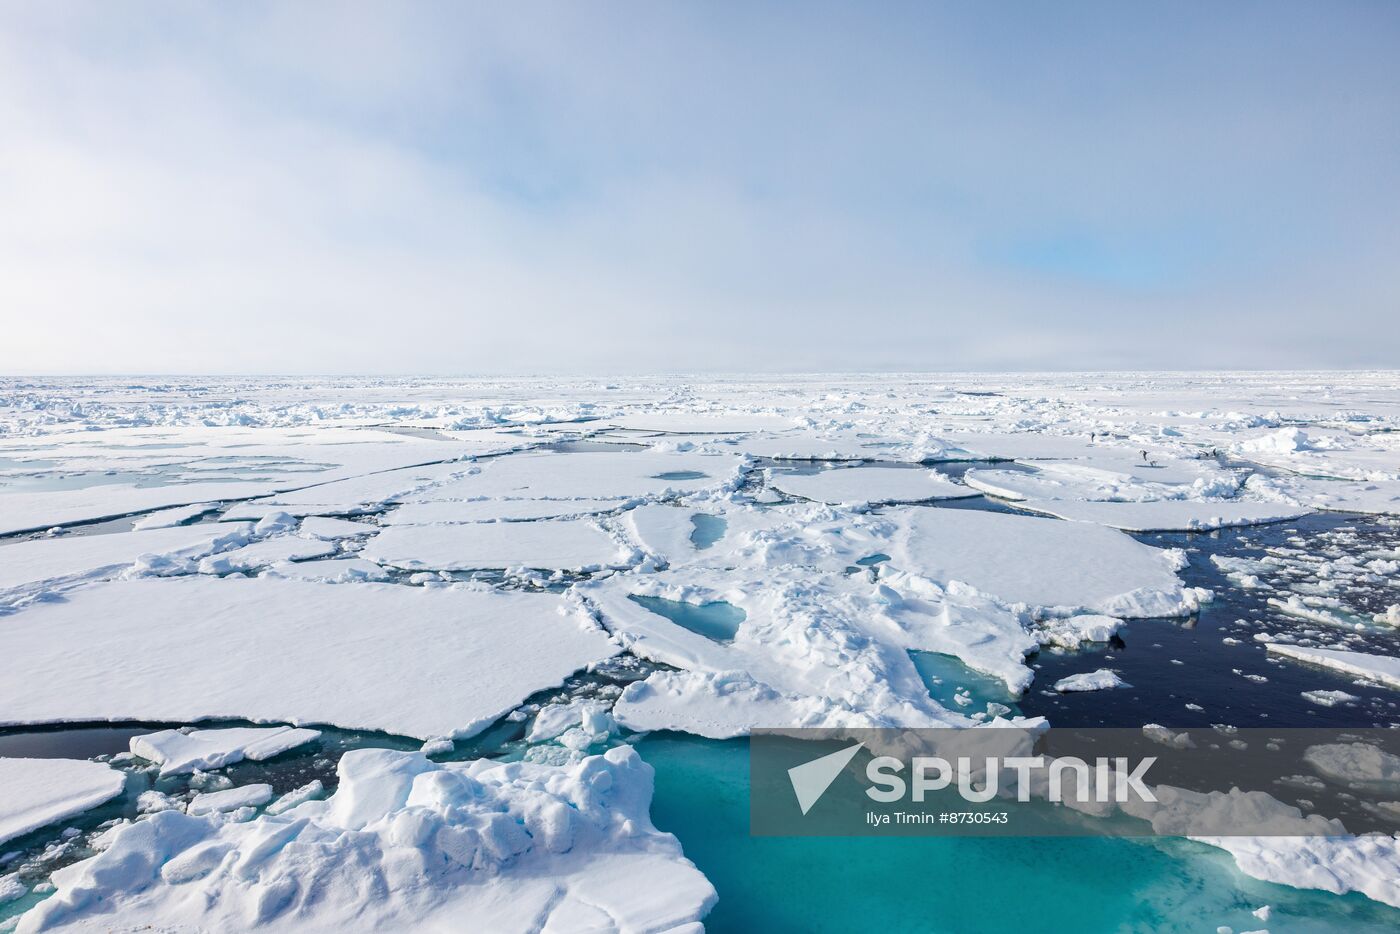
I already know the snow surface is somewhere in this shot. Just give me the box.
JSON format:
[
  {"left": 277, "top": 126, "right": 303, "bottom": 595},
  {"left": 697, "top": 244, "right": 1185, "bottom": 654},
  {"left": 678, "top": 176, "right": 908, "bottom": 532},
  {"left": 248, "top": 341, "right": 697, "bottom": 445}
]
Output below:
[
  {"left": 0, "top": 759, "right": 125, "bottom": 845},
  {"left": 886, "top": 506, "right": 1201, "bottom": 616},
  {"left": 385, "top": 497, "right": 626, "bottom": 524},
  {"left": 769, "top": 466, "right": 975, "bottom": 505},
  {"left": 0, "top": 577, "right": 618, "bottom": 739},
  {"left": 364, "top": 519, "right": 633, "bottom": 571}
]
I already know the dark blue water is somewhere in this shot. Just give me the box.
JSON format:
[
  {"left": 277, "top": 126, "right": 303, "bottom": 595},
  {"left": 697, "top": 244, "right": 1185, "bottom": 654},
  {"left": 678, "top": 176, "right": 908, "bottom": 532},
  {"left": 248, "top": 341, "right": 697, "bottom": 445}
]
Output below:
[{"left": 1019, "top": 513, "right": 1400, "bottom": 730}]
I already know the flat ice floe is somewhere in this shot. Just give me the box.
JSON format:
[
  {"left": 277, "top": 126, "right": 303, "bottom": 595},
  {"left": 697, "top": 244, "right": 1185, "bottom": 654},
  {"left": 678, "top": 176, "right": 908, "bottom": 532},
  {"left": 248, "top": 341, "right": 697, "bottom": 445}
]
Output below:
[
  {"left": 885, "top": 507, "right": 1202, "bottom": 616},
  {"left": 0, "top": 758, "right": 126, "bottom": 845},
  {"left": 363, "top": 519, "right": 634, "bottom": 571},
  {"left": 129, "top": 726, "right": 322, "bottom": 776},
  {"left": 0, "top": 577, "right": 618, "bottom": 739},
  {"left": 400, "top": 450, "right": 742, "bottom": 502},
  {"left": 1265, "top": 644, "right": 1400, "bottom": 690},
  {"left": 1015, "top": 498, "right": 1311, "bottom": 532},
  {"left": 769, "top": 466, "right": 975, "bottom": 505},
  {"left": 0, "top": 522, "right": 252, "bottom": 602},
  {"left": 1053, "top": 669, "right": 1129, "bottom": 692},
  {"left": 20, "top": 747, "right": 715, "bottom": 933},
  {"left": 384, "top": 497, "right": 626, "bottom": 524}
]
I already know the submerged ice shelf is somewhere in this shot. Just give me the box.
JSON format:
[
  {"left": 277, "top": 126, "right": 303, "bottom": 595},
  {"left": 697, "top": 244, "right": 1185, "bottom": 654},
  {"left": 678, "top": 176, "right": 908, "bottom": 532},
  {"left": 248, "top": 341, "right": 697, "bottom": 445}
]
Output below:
[{"left": 4, "top": 373, "right": 1400, "bottom": 931}]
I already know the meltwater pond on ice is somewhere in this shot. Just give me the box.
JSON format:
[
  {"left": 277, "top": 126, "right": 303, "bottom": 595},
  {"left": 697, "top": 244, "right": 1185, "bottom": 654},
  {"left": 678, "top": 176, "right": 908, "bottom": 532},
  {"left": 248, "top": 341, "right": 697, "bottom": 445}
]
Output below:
[
  {"left": 640, "top": 733, "right": 1400, "bottom": 934},
  {"left": 628, "top": 595, "right": 746, "bottom": 642},
  {"left": 688, "top": 513, "right": 727, "bottom": 550},
  {"left": 908, "top": 650, "right": 1022, "bottom": 716}
]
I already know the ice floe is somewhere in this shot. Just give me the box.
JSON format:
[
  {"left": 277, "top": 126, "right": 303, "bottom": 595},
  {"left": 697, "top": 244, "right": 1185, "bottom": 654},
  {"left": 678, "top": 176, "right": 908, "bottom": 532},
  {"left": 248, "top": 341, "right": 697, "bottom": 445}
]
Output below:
[
  {"left": 1053, "top": 669, "right": 1129, "bottom": 692},
  {"left": 769, "top": 465, "right": 975, "bottom": 506},
  {"left": 885, "top": 506, "right": 1203, "bottom": 617},
  {"left": 0, "top": 759, "right": 125, "bottom": 845},
  {"left": 1265, "top": 644, "right": 1400, "bottom": 690},
  {"left": 130, "top": 726, "right": 322, "bottom": 776},
  {"left": 1015, "top": 498, "right": 1310, "bottom": 532},
  {"left": 0, "top": 577, "right": 618, "bottom": 739},
  {"left": 364, "top": 519, "right": 634, "bottom": 572},
  {"left": 0, "top": 522, "right": 252, "bottom": 604}
]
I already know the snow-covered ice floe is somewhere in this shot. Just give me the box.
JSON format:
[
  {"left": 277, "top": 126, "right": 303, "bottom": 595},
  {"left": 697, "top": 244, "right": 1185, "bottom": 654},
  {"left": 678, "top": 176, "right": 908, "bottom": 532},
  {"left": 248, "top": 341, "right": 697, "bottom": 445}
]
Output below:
[
  {"left": 130, "top": 726, "right": 323, "bottom": 776},
  {"left": 884, "top": 506, "right": 1205, "bottom": 617},
  {"left": 0, "top": 759, "right": 126, "bottom": 845},
  {"left": 1014, "top": 498, "right": 1311, "bottom": 532},
  {"left": 0, "top": 577, "right": 618, "bottom": 739},
  {"left": 0, "top": 522, "right": 252, "bottom": 606},
  {"left": 1053, "top": 669, "right": 1129, "bottom": 692},
  {"left": 363, "top": 519, "right": 634, "bottom": 572},
  {"left": 1265, "top": 644, "right": 1400, "bottom": 690},
  {"left": 768, "top": 465, "right": 975, "bottom": 506},
  {"left": 18, "top": 747, "right": 715, "bottom": 933}
]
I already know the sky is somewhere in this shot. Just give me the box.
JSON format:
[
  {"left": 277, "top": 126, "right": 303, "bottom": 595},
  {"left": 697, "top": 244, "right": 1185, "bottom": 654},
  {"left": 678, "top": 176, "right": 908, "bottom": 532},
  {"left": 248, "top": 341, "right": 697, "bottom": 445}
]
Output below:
[{"left": 1, "top": 1, "right": 1398, "bottom": 374}]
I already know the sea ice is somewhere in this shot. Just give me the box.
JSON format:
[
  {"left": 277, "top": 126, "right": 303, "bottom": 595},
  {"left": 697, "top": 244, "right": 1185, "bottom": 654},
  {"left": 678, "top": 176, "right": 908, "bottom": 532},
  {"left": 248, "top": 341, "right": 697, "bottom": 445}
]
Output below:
[
  {"left": 130, "top": 726, "right": 323, "bottom": 776},
  {"left": 0, "top": 577, "right": 618, "bottom": 739},
  {"left": 1015, "top": 498, "right": 1310, "bottom": 533},
  {"left": 885, "top": 506, "right": 1200, "bottom": 617},
  {"left": 400, "top": 450, "right": 741, "bottom": 502},
  {"left": 1265, "top": 644, "right": 1400, "bottom": 690},
  {"left": 1053, "top": 669, "right": 1129, "bottom": 692},
  {"left": 129, "top": 503, "right": 217, "bottom": 530},
  {"left": 0, "top": 759, "right": 125, "bottom": 845},
  {"left": 186, "top": 782, "right": 273, "bottom": 816},
  {"left": 297, "top": 516, "right": 375, "bottom": 539},
  {"left": 363, "top": 519, "right": 634, "bottom": 571},
  {"left": 768, "top": 466, "right": 975, "bottom": 506},
  {"left": 19, "top": 746, "right": 716, "bottom": 933},
  {"left": 0, "top": 522, "right": 252, "bottom": 601},
  {"left": 195, "top": 536, "right": 338, "bottom": 574},
  {"left": 384, "top": 497, "right": 626, "bottom": 524}
]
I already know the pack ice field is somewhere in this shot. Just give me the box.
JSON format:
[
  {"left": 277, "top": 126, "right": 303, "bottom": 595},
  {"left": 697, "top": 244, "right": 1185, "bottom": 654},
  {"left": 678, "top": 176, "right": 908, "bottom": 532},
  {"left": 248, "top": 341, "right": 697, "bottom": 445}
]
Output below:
[{"left": 1, "top": 372, "right": 1400, "bottom": 932}]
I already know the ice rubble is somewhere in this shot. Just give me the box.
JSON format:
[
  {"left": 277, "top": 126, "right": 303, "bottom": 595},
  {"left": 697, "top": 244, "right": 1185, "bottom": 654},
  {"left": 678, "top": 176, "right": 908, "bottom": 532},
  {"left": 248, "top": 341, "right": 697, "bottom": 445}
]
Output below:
[
  {"left": 19, "top": 747, "right": 716, "bottom": 933},
  {"left": 768, "top": 466, "right": 975, "bottom": 505},
  {"left": 0, "top": 759, "right": 126, "bottom": 846},
  {"left": 1200, "top": 834, "right": 1400, "bottom": 910},
  {"left": 297, "top": 516, "right": 374, "bottom": 539},
  {"left": 130, "top": 726, "right": 323, "bottom": 776},
  {"left": 196, "top": 536, "right": 337, "bottom": 574},
  {"left": 0, "top": 577, "right": 618, "bottom": 739}
]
